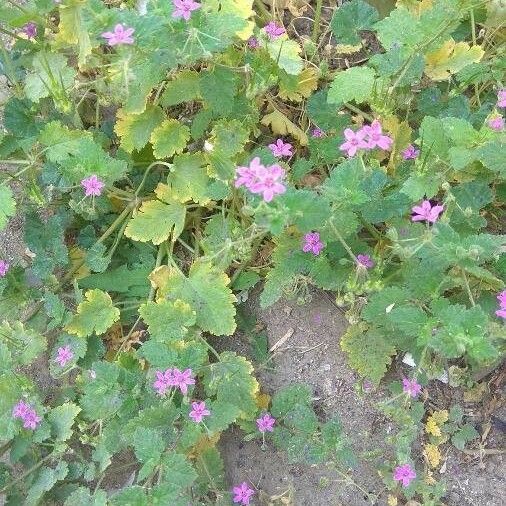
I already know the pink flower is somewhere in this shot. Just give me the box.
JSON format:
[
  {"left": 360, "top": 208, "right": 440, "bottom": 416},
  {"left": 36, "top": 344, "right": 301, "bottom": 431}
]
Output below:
[
  {"left": 153, "top": 369, "right": 176, "bottom": 395},
  {"left": 393, "top": 464, "right": 416, "bottom": 487},
  {"left": 172, "top": 0, "right": 201, "bottom": 21},
  {"left": 173, "top": 368, "right": 195, "bottom": 395},
  {"left": 362, "top": 120, "right": 393, "bottom": 151},
  {"left": 12, "top": 400, "right": 41, "bottom": 430},
  {"left": 247, "top": 36, "right": 260, "bottom": 49},
  {"left": 498, "top": 89, "right": 506, "bottom": 108},
  {"left": 488, "top": 116, "right": 504, "bottom": 131},
  {"left": 81, "top": 175, "right": 105, "bottom": 197},
  {"left": 411, "top": 200, "right": 444, "bottom": 223},
  {"left": 232, "top": 482, "right": 255, "bottom": 505},
  {"left": 402, "top": 144, "right": 419, "bottom": 160},
  {"left": 339, "top": 128, "right": 368, "bottom": 157},
  {"left": 235, "top": 157, "right": 263, "bottom": 190},
  {"left": 357, "top": 254, "right": 374, "bottom": 269},
  {"left": 189, "top": 401, "right": 210, "bottom": 423},
  {"left": 268, "top": 138, "right": 293, "bottom": 158},
  {"left": 495, "top": 290, "right": 506, "bottom": 319},
  {"left": 22, "top": 22, "right": 37, "bottom": 39},
  {"left": 102, "top": 24, "right": 135, "bottom": 46},
  {"left": 311, "top": 128, "right": 324, "bottom": 138},
  {"left": 0, "top": 260, "right": 10, "bottom": 277},
  {"left": 302, "top": 232, "right": 324, "bottom": 255},
  {"left": 55, "top": 345, "right": 73, "bottom": 367},
  {"left": 249, "top": 164, "right": 286, "bottom": 202},
  {"left": 264, "top": 21, "right": 285, "bottom": 40},
  {"left": 256, "top": 413, "right": 275, "bottom": 433},
  {"left": 402, "top": 377, "right": 422, "bottom": 398}
]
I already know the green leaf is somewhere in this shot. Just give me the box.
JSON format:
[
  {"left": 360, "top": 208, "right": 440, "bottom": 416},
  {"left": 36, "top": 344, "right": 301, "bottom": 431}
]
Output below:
[
  {"left": 166, "top": 153, "right": 210, "bottom": 203},
  {"left": 267, "top": 39, "right": 304, "bottom": 75},
  {"left": 477, "top": 141, "right": 506, "bottom": 177},
  {"left": 341, "top": 324, "right": 396, "bottom": 384},
  {"left": 124, "top": 198, "right": 186, "bottom": 245},
  {"left": 151, "top": 119, "right": 190, "bottom": 159},
  {"left": 79, "top": 264, "right": 152, "bottom": 295},
  {"left": 159, "top": 452, "right": 197, "bottom": 489},
  {"left": 160, "top": 70, "right": 201, "bottom": 106},
  {"left": 205, "top": 401, "right": 241, "bottom": 434},
  {"left": 24, "top": 52, "right": 76, "bottom": 103},
  {"left": 0, "top": 185, "right": 15, "bottom": 231},
  {"left": 157, "top": 262, "right": 236, "bottom": 336},
  {"left": 66, "top": 289, "right": 120, "bottom": 337},
  {"left": 451, "top": 424, "right": 479, "bottom": 450},
  {"left": 132, "top": 427, "right": 164, "bottom": 463},
  {"left": 48, "top": 402, "right": 81, "bottom": 442},
  {"left": 0, "top": 321, "right": 47, "bottom": 369},
  {"left": 114, "top": 106, "right": 164, "bottom": 153},
  {"left": 203, "top": 351, "right": 259, "bottom": 416},
  {"left": 330, "top": 0, "right": 379, "bottom": 45},
  {"left": 26, "top": 462, "right": 68, "bottom": 506},
  {"left": 110, "top": 487, "right": 148, "bottom": 506},
  {"left": 328, "top": 66, "right": 375, "bottom": 105},
  {"left": 139, "top": 299, "right": 196, "bottom": 341},
  {"left": 200, "top": 67, "right": 238, "bottom": 114},
  {"left": 271, "top": 384, "right": 312, "bottom": 417},
  {"left": 64, "top": 487, "right": 107, "bottom": 506}
]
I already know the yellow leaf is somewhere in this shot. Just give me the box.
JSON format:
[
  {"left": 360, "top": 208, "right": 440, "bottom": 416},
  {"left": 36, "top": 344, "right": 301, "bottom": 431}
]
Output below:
[
  {"left": 423, "top": 443, "right": 441, "bottom": 468},
  {"left": 278, "top": 68, "right": 319, "bottom": 102},
  {"left": 261, "top": 107, "right": 308, "bottom": 145},
  {"left": 256, "top": 392, "right": 271, "bottom": 410},
  {"left": 387, "top": 495, "right": 398, "bottom": 506},
  {"left": 396, "top": 0, "right": 433, "bottom": 17},
  {"left": 335, "top": 43, "right": 363, "bottom": 54},
  {"left": 149, "top": 265, "right": 172, "bottom": 295},
  {"left": 425, "top": 409, "right": 449, "bottom": 437},
  {"left": 207, "top": 0, "right": 254, "bottom": 39},
  {"left": 383, "top": 115, "right": 412, "bottom": 172},
  {"left": 425, "top": 417, "right": 441, "bottom": 437},
  {"left": 69, "top": 247, "right": 90, "bottom": 280},
  {"left": 425, "top": 39, "right": 484, "bottom": 81}
]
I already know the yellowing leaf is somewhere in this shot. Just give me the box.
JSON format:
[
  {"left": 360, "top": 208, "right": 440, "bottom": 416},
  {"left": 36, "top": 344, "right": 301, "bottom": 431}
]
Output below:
[
  {"left": 114, "top": 106, "right": 164, "bottom": 153},
  {"left": 256, "top": 392, "right": 271, "bottom": 410},
  {"left": 423, "top": 443, "right": 441, "bottom": 468},
  {"left": 124, "top": 197, "right": 186, "bottom": 245},
  {"left": 396, "top": 0, "right": 433, "bottom": 17},
  {"left": 425, "top": 409, "right": 449, "bottom": 437},
  {"left": 261, "top": 107, "right": 308, "bottom": 145},
  {"left": 278, "top": 68, "right": 319, "bottom": 102},
  {"left": 150, "top": 119, "right": 190, "bottom": 159},
  {"left": 267, "top": 38, "right": 304, "bottom": 75},
  {"left": 335, "top": 43, "right": 363, "bottom": 54},
  {"left": 207, "top": 0, "right": 254, "bottom": 39},
  {"left": 66, "top": 289, "right": 120, "bottom": 337},
  {"left": 69, "top": 246, "right": 90, "bottom": 280},
  {"left": 425, "top": 39, "right": 484, "bottom": 81},
  {"left": 383, "top": 115, "right": 412, "bottom": 172},
  {"left": 56, "top": 0, "right": 91, "bottom": 67},
  {"left": 387, "top": 496, "right": 398, "bottom": 506}
]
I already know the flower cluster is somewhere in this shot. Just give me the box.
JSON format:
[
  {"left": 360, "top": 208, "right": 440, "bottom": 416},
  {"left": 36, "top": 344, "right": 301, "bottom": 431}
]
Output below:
[
  {"left": 495, "top": 290, "right": 506, "bottom": 319},
  {"left": 153, "top": 367, "right": 195, "bottom": 395},
  {"left": 311, "top": 127, "right": 325, "bottom": 138},
  {"left": 393, "top": 463, "right": 416, "bottom": 487},
  {"left": 172, "top": 0, "right": 201, "bottom": 21},
  {"left": 411, "top": 200, "right": 444, "bottom": 223},
  {"left": 234, "top": 157, "right": 286, "bottom": 202},
  {"left": 488, "top": 116, "right": 504, "bottom": 131},
  {"left": 340, "top": 120, "right": 393, "bottom": 157},
  {"left": 0, "top": 260, "right": 10, "bottom": 277},
  {"left": 22, "top": 22, "right": 37, "bottom": 39},
  {"left": 55, "top": 345, "right": 74, "bottom": 367},
  {"left": 12, "top": 400, "right": 41, "bottom": 430}
]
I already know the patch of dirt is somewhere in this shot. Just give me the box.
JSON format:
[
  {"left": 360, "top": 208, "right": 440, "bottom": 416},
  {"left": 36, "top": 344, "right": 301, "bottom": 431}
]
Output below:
[{"left": 218, "top": 289, "right": 505, "bottom": 505}]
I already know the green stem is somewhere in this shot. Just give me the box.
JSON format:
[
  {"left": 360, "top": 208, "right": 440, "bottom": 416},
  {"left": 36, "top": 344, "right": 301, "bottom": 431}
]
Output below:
[
  {"left": 329, "top": 220, "right": 359, "bottom": 265},
  {"left": 0, "top": 37, "right": 22, "bottom": 95},
  {"left": 253, "top": 0, "right": 270, "bottom": 22},
  {"left": 343, "top": 102, "right": 374, "bottom": 122},
  {"left": 135, "top": 161, "right": 171, "bottom": 196},
  {"left": 312, "top": 0, "right": 324, "bottom": 43},
  {"left": 0, "top": 453, "right": 54, "bottom": 493},
  {"left": 462, "top": 270, "right": 475, "bottom": 307}
]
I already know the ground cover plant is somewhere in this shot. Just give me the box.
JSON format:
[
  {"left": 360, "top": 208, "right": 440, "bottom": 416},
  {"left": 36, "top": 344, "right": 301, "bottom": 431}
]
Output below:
[{"left": 0, "top": 0, "right": 504, "bottom": 504}]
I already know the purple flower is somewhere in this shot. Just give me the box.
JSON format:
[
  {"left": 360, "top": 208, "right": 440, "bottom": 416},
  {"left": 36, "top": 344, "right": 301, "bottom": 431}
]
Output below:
[
  {"left": 12, "top": 400, "right": 41, "bottom": 430},
  {"left": 268, "top": 138, "right": 293, "bottom": 158},
  {"left": 172, "top": 0, "right": 201, "bottom": 21},
  {"left": 247, "top": 36, "right": 260, "bottom": 49},
  {"left": 411, "top": 200, "right": 444, "bottom": 223},
  {"left": 402, "top": 377, "right": 422, "bottom": 398},
  {"left": 393, "top": 463, "right": 416, "bottom": 487},
  {"left": 232, "top": 482, "right": 255, "bottom": 505},
  {"left": 22, "top": 22, "right": 37, "bottom": 39},
  {"left": 498, "top": 89, "right": 506, "bottom": 108},
  {"left": 264, "top": 21, "right": 285, "bottom": 40},
  {"left": 357, "top": 254, "right": 374, "bottom": 269},
  {"left": 339, "top": 128, "right": 368, "bottom": 157},
  {"left": 302, "top": 232, "right": 324, "bottom": 256},
  {"left": 235, "top": 157, "right": 263, "bottom": 190},
  {"left": 362, "top": 120, "right": 393, "bottom": 151},
  {"left": 173, "top": 368, "right": 195, "bottom": 395},
  {"left": 0, "top": 260, "right": 10, "bottom": 277},
  {"left": 153, "top": 368, "right": 176, "bottom": 395},
  {"left": 402, "top": 144, "right": 419, "bottom": 160},
  {"left": 189, "top": 401, "right": 210, "bottom": 423},
  {"left": 102, "top": 24, "right": 135, "bottom": 46},
  {"left": 249, "top": 164, "right": 286, "bottom": 202},
  {"left": 55, "top": 345, "right": 73, "bottom": 367},
  {"left": 488, "top": 116, "right": 504, "bottom": 131},
  {"left": 495, "top": 290, "right": 506, "bottom": 319},
  {"left": 311, "top": 128, "right": 324, "bottom": 138},
  {"left": 256, "top": 413, "right": 276, "bottom": 433},
  {"left": 81, "top": 175, "right": 105, "bottom": 197}
]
